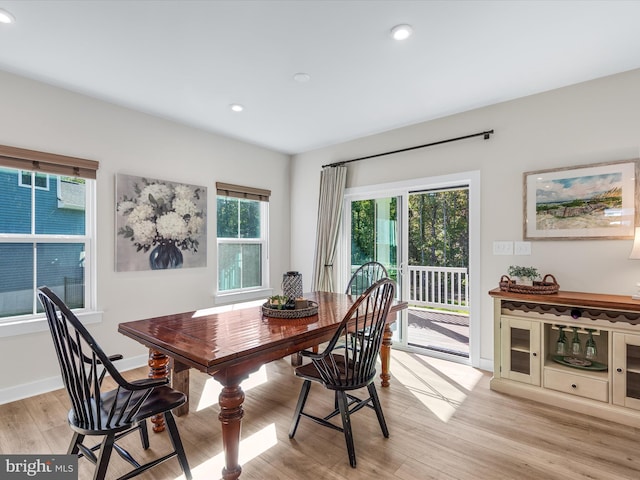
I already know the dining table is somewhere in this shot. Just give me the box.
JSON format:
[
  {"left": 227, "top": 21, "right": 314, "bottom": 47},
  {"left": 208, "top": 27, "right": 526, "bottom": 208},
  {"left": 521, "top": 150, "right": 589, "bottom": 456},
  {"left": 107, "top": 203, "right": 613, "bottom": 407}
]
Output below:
[{"left": 118, "top": 290, "right": 408, "bottom": 480}]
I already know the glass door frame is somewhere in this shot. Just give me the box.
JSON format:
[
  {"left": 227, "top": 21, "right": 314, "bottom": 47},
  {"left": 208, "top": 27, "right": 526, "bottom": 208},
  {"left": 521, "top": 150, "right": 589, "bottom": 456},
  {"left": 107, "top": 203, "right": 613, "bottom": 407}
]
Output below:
[
  {"left": 340, "top": 171, "right": 481, "bottom": 368},
  {"left": 340, "top": 192, "right": 402, "bottom": 292}
]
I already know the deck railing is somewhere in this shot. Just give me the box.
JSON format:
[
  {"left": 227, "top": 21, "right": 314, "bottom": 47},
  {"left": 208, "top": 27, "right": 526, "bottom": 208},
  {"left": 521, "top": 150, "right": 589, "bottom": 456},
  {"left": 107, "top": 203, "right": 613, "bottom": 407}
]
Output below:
[{"left": 407, "top": 265, "right": 469, "bottom": 311}]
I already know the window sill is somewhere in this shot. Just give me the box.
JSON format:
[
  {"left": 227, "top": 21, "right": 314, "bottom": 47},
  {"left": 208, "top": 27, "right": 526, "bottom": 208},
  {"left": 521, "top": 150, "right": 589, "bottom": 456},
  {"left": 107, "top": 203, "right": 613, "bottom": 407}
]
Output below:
[
  {"left": 214, "top": 288, "right": 274, "bottom": 306},
  {"left": 0, "top": 310, "right": 103, "bottom": 337}
]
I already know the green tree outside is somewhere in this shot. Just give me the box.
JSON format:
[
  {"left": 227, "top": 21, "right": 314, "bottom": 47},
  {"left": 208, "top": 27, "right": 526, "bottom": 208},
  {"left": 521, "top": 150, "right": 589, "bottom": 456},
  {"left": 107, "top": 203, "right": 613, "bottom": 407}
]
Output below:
[
  {"left": 408, "top": 188, "right": 469, "bottom": 268},
  {"left": 350, "top": 198, "right": 397, "bottom": 267},
  {"left": 350, "top": 189, "right": 469, "bottom": 269}
]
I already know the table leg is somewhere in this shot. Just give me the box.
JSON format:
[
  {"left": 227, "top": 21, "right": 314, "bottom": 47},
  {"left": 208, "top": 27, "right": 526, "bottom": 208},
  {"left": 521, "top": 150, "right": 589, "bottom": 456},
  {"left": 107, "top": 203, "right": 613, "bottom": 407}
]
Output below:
[
  {"left": 380, "top": 323, "right": 393, "bottom": 387},
  {"left": 290, "top": 352, "right": 302, "bottom": 366},
  {"left": 171, "top": 359, "right": 190, "bottom": 417},
  {"left": 215, "top": 374, "right": 247, "bottom": 480},
  {"left": 148, "top": 349, "right": 170, "bottom": 432},
  {"left": 290, "top": 344, "right": 320, "bottom": 366}
]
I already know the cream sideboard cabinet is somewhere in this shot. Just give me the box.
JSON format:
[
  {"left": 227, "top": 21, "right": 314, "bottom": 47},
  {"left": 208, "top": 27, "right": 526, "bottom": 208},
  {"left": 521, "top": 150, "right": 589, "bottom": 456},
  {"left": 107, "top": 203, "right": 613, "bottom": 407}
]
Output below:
[{"left": 490, "top": 288, "right": 640, "bottom": 427}]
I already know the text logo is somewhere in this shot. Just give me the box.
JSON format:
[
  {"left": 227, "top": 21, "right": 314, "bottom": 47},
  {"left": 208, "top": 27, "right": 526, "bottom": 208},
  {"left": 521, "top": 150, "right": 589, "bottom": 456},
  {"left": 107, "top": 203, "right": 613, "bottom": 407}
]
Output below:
[{"left": 0, "top": 455, "right": 77, "bottom": 480}]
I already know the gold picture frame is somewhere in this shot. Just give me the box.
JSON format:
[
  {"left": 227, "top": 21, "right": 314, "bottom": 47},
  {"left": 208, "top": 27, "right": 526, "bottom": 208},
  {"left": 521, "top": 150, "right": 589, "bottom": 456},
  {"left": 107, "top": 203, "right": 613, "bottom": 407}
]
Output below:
[{"left": 523, "top": 159, "right": 639, "bottom": 240}]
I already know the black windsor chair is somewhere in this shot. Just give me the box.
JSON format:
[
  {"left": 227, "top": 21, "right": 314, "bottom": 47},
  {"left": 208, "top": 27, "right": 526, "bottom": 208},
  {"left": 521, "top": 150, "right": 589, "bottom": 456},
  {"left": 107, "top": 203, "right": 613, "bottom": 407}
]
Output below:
[
  {"left": 345, "top": 261, "right": 389, "bottom": 296},
  {"left": 288, "top": 278, "right": 396, "bottom": 467},
  {"left": 37, "top": 286, "right": 192, "bottom": 480},
  {"left": 345, "top": 261, "right": 390, "bottom": 350}
]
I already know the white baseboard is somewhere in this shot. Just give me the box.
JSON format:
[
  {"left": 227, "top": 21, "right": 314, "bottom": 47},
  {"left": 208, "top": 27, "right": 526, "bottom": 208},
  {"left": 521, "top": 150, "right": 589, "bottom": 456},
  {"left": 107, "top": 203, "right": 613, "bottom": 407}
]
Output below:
[{"left": 0, "top": 354, "right": 149, "bottom": 405}]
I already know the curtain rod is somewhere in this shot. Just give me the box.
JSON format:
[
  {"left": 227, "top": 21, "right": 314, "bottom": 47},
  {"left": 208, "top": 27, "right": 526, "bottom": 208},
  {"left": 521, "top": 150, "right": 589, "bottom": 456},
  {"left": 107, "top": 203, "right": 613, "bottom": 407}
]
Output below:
[{"left": 322, "top": 129, "right": 494, "bottom": 168}]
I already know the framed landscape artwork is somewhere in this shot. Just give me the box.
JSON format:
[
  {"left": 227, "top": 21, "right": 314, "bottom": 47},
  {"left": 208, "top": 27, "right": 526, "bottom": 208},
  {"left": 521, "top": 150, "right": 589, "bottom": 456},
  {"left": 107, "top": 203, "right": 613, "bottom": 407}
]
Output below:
[
  {"left": 523, "top": 159, "right": 639, "bottom": 240},
  {"left": 115, "top": 173, "right": 207, "bottom": 271}
]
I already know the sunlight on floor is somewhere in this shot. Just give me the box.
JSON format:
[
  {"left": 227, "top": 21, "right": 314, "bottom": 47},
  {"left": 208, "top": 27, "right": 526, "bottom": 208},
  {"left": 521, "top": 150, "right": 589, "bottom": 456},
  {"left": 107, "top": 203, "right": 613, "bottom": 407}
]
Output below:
[
  {"left": 176, "top": 423, "right": 278, "bottom": 479},
  {"left": 196, "top": 364, "right": 269, "bottom": 411},
  {"left": 391, "top": 350, "right": 483, "bottom": 422}
]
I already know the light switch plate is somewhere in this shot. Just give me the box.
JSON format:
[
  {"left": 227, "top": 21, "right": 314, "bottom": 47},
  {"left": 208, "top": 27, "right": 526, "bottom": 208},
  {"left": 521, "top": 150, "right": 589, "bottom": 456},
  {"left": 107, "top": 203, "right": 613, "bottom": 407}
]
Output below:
[
  {"left": 515, "top": 241, "right": 531, "bottom": 255},
  {"left": 493, "top": 241, "right": 513, "bottom": 255}
]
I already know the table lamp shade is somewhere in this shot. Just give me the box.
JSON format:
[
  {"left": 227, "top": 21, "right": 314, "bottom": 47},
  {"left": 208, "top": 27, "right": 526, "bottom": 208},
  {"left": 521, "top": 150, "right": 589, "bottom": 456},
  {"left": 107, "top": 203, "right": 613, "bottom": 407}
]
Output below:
[{"left": 630, "top": 227, "right": 640, "bottom": 259}]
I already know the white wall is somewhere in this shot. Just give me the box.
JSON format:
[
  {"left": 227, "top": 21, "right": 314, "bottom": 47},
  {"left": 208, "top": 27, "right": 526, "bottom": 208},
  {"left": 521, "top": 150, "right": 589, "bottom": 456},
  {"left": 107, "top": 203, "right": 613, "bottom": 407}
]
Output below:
[
  {"left": 2, "top": 66, "right": 639, "bottom": 398},
  {"left": 291, "top": 68, "right": 640, "bottom": 369},
  {"left": 0, "top": 70, "right": 290, "bottom": 398}
]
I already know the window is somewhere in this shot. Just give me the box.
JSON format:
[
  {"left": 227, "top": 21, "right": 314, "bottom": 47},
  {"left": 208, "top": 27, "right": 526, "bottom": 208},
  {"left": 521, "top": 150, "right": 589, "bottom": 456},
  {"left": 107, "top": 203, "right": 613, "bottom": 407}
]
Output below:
[
  {"left": 0, "top": 144, "right": 99, "bottom": 334},
  {"left": 19, "top": 170, "right": 49, "bottom": 189},
  {"left": 216, "top": 182, "right": 270, "bottom": 296}
]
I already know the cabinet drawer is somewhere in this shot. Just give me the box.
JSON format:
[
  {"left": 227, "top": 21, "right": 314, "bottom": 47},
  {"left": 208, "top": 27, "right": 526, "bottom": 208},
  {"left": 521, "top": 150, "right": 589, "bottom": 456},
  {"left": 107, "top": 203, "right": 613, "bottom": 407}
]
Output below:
[{"left": 543, "top": 369, "right": 608, "bottom": 402}]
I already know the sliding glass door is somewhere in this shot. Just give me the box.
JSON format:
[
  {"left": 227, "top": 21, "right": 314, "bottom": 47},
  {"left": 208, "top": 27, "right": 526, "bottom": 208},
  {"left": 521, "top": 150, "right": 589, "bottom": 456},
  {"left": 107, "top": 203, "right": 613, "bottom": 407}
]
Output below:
[
  {"left": 405, "top": 186, "right": 469, "bottom": 358},
  {"left": 348, "top": 196, "right": 400, "bottom": 284},
  {"left": 343, "top": 172, "right": 479, "bottom": 366}
]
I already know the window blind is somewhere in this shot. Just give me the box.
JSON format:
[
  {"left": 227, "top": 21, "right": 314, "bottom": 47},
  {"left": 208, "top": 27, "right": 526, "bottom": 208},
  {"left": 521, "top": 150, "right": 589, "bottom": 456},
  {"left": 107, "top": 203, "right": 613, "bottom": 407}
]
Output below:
[
  {"left": 0, "top": 144, "right": 99, "bottom": 179},
  {"left": 216, "top": 182, "right": 271, "bottom": 202}
]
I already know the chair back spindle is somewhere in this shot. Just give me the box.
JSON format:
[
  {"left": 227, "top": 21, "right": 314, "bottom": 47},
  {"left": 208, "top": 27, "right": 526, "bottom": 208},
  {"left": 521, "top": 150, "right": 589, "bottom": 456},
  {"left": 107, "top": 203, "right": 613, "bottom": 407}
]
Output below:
[
  {"left": 314, "top": 278, "right": 395, "bottom": 390},
  {"left": 345, "top": 261, "right": 388, "bottom": 297},
  {"left": 39, "top": 288, "right": 151, "bottom": 432}
]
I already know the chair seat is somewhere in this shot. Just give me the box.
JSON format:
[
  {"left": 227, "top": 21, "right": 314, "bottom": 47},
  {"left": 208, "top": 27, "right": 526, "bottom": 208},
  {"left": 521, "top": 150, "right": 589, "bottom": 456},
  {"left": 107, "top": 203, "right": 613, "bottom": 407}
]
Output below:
[
  {"left": 295, "top": 354, "right": 376, "bottom": 391},
  {"left": 69, "top": 385, "right": 186, "bottom": 434},
  {"left": 129, "top": 385, "right": 186, "bottom": 421}
]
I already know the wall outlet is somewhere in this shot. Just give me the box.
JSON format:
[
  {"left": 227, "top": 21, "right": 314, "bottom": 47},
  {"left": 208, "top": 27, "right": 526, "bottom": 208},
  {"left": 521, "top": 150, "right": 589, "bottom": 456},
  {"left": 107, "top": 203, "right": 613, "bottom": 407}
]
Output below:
[
  {"left": 515, "top": 241, "right": 532, "bottom": 255},
  {"left": 493, "top": 241, "right": 513, "bottom": 255}
]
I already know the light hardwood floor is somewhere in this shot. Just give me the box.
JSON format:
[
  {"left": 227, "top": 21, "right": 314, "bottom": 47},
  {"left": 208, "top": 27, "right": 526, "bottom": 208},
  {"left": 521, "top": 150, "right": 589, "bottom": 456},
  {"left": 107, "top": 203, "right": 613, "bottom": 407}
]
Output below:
[{"left": 2, "top": 350, "right": 640, "bottom": 480}]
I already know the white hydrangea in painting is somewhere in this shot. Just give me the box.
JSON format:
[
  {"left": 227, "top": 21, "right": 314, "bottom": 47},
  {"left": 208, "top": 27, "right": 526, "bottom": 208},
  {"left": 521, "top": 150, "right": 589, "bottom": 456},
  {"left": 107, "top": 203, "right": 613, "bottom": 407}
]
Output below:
[{"left": 116, "top": 174, "right": 207, "bottom": 271}]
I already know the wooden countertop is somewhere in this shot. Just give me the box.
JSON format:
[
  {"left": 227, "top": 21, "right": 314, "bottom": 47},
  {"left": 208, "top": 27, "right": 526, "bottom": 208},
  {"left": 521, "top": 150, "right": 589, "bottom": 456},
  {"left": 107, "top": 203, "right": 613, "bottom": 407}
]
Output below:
[{"left": 488, "top": 287, "right": 640, "bottom": 313}]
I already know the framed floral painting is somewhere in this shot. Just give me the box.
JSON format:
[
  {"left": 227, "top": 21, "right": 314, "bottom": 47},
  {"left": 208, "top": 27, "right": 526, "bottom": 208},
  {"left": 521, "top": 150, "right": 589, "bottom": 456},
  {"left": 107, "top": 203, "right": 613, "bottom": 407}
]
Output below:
[
  {"left": 115, "top": 173, "right": 207, "bottom": 271},
  {"left": 523, "top": 159, "right": 639, "bottom": 240}
]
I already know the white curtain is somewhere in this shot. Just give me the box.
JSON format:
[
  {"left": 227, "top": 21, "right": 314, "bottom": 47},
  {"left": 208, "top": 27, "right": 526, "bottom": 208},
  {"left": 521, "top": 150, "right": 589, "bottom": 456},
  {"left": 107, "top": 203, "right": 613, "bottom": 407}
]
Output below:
[{"left": 312, "top": 166, "right": 347, "bottom": 292}]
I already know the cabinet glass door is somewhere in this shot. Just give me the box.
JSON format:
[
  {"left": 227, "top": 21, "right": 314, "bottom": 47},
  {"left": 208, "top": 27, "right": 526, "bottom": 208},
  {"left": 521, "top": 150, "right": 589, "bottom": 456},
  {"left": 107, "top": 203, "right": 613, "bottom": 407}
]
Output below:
[
  {"left": 501, "top": 317, "right": 541, "bottom": 385},
  {"left": 613, "top": 333, "right": 640, "bottom": 409}
]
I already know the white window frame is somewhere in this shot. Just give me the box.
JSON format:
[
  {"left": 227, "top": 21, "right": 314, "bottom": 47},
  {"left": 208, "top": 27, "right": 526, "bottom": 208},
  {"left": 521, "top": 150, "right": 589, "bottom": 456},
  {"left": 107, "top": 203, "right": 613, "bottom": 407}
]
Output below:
[
  {"left": 0, "top": 170, "right": 101, "bottom": 337},
  {"left": 18, "top": 170, "right": 49, "bottom": 190},
  {"left": 215, "top": 198, "right": 271, "bottom": 304}
]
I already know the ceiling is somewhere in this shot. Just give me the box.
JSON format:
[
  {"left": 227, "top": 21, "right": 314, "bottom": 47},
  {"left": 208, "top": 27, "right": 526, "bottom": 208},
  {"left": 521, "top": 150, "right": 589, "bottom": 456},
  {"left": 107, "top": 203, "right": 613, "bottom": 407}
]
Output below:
[{"left": 1, "top": 1, "right": 640, "bottom": 155}]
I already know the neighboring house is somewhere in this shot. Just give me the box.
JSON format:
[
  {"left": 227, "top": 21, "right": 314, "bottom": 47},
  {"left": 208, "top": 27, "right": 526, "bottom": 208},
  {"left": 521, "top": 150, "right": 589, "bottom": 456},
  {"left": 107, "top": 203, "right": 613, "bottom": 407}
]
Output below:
[{"left": 0, "top": 168, "right": 86, "bottom": 315}]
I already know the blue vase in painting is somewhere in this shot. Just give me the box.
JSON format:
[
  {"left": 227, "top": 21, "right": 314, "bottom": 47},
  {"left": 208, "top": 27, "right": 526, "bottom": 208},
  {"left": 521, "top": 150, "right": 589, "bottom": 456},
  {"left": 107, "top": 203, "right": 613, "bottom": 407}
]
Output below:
[{"left": 149, "top": 240, "right": 183, "bottom": 270}]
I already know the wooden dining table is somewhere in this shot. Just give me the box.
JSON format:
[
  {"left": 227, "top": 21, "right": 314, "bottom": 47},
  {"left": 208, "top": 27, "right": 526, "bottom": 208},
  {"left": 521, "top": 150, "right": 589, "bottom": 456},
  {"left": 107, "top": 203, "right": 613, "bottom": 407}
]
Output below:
[{"left": 118, "top": 291, "right": 408, "bottom": 480}]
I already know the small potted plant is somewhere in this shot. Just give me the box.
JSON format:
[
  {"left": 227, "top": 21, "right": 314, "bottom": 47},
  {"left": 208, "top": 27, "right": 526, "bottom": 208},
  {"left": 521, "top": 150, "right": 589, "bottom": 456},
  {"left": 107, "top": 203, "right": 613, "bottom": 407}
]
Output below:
[
  {"left": 268, "top": 295, "right": 289, "bottom": 310},
  {"left": 268, "top": 295, "right": 295, "bottom": 310},
  {"left": 507, "top": 265, "right": 540, "bottom": 286}
]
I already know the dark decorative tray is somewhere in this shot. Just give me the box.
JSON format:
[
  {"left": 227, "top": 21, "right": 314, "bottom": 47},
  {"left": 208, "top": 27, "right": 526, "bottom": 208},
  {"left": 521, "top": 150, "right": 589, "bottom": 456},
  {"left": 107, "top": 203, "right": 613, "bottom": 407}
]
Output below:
[
  {"left": 499, "top": 274, "right": 559, "bottom": 295},
  {"left": 552, "top": 355, "right": 607, "bottom": 371},
  {"left": 261, "top": 300, "right": 318, "bottom": 319}
]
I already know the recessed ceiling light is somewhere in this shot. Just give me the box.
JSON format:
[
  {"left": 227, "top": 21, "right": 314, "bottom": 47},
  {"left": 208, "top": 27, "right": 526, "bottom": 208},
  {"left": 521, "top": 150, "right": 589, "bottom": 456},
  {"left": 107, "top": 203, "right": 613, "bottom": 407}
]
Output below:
[
  {"left": 229, "top": 104, "right": 244, "bottom": 112},
  {"left": 390, "top": 24, "right": 413, "bottom": 41},
  {"left": 293, "top": 72, "right": 311, "bottom": 83},
  {"left": 0, "top": 8, "right": 15, "bottom": 24}
]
